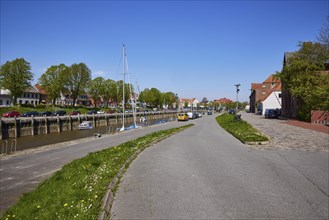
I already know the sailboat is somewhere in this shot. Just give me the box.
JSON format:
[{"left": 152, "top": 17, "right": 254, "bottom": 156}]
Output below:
[{"left": 119, "top": 44, "right": 138, "bottom": 131}]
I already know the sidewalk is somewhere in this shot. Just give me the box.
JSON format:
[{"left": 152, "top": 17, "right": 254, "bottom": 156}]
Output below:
[
  {"left": 240, "top": 112, "right": 329, "bottom": 152},
  {"left": 285, "top": 120, "right": 329, "bottom": 134}
]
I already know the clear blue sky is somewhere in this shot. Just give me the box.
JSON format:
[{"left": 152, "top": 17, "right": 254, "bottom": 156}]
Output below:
[{"left": 1, "top": 0, "right": 328, "bottom": 102}]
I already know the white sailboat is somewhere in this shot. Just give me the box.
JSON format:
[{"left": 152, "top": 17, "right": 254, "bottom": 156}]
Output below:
[{"left": 119, "top": 44, "right": 138, "bottom": 131}]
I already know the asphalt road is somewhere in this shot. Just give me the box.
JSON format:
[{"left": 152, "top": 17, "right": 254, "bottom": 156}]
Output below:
[
  {"left": 111, "top": 114, "right": 329, "bottom": 219},
  {"left": 0, "top": 121, "right": 185, "bottom": 214}
]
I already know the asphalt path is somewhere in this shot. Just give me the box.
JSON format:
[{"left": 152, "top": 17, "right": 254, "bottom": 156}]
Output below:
[
  {"left": 0, "top": 121, "right": 185, "bottom": 213},
  {"left": 111, "top": 114, "right": 329, "bottom": 219}
]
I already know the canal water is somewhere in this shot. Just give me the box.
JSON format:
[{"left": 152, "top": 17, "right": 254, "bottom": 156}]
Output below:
[{"left": 1, "top": 118, "right": 174, "bottom": 154}]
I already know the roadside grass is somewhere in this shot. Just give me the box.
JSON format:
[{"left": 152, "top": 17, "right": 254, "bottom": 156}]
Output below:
[
  {"left": 216, "top": 113, "right": 269, "bottom": 143},
  {"left": 1, "top": 124, "right": 193, "bottom": 220}
]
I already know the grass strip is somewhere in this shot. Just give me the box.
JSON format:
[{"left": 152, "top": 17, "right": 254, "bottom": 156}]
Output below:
[
  {"left": 1, "top": 124, "right": 193, "bottom": 220},
  {"left": 216, "top": 113, "right": 269, "bottom": 143}
]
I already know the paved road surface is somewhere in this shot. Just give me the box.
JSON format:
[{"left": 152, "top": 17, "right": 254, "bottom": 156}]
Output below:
[
  {"left": 0, "top": 121, "right": 184, "bottom": 213},
  {"left": 111, "top": 114, "right": 329, "bottom": 219}
]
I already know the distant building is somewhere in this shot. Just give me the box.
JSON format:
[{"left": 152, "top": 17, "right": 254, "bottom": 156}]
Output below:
[
  {"left": 35, "top": 84, "right": 48, "bottom": 104},
  {"left": 249, "top": 74, "right": 282, "bottom": 115},
  {"left": 178, "top": 98, "right": 199, "bottom": 110},
  {"left": 214, "top": 98, "right": 233, "bottom": 105},
  {"left": 0, "top": 86, "right": 41, "bottom": 106}
]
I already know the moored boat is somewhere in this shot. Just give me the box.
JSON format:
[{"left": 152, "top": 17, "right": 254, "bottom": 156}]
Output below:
[{"left": 78, "top": 121, "right": 92, "bottom": 130}]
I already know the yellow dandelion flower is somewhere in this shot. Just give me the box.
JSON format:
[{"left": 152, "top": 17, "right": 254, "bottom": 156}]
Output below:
[
  {"left": 64, "top": 203, "right": 68, "bottom": 207},
  {"left": 37, "top": 205, "right": 41, "bottom": 209},
  {"left": 94, "top": 195, "right": 98, "bottom": 198}
]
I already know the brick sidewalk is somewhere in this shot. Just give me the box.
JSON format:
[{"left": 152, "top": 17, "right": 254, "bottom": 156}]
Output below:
[
  {"left": 284, "top": 120, "right": 329, "bottom": 134},
  {"left": 239, "top": 112, "right": 329, "bottom": 152}
]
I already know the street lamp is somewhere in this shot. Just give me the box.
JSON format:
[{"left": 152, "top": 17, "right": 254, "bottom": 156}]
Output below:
[{"left": 234, "top": 84, "right": 241, "bottom": 109}]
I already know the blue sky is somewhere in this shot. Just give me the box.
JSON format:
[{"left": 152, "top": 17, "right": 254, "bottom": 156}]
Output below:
[{"left": 1, "top": 0, "right": 328, "bottom": 102}]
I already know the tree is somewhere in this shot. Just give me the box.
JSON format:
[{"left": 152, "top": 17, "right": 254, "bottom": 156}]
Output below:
[
  {"left": 63, "top": 63, "right": 91, "bottom": 106},
  {"left": 116, "top": 80, "right": 132, "bottom": 108},
  {"left": 87, "top": 77, "right": 105, "bottom": 107},
  {"left": 102, "top": 79, "right": 117, "bottom": 107},
  {"left": 0, "top": 58, "right": 33, "bottom": 104},
  {"left": 162, "top": 92, "right": 177, "bottom": 109},
  {"left": 139, "top": 88, "right": 162, "bottom": 108},
  {"left": 201, "top": 97, "right": 208, "bottom": 104},
  {"left": 276, "top": 42, "right": 329, "bottom": 121},
  {"left": 38, "top": 64, "right": 68, "bottom": 105},
  {"left": 317, "top": 16, "right": 329, "bottom": 46}
]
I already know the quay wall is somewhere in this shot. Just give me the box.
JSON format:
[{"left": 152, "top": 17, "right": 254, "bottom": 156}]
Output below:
[{"left": 1, "top": 111, "right": 178, "bottom": 139}]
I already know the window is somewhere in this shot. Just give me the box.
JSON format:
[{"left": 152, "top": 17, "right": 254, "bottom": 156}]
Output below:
[
  {"left": 0, "top": 100, "right": 2, "bottom": 105},
  {"left": 19, "top": 100, "right": 22, "bottom": 104},
  {"left": 6, "top": 100, "right": 9, "bottom": 105}
]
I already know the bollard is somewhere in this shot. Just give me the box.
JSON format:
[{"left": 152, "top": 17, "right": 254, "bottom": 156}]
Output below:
[
  {"left": 2, "top": 140, "right": 8, "bottom": 155},
  {"left": 10, "top": 139, "right": 17, "bottom": 154}
]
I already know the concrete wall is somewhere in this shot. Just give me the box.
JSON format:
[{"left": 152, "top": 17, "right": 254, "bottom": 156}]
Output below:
[{"left": 1, "top": 111, "right": 178, "bottom": 139}]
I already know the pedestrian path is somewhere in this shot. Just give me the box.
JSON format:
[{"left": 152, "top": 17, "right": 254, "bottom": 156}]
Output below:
[{"left": 240, "top": 112, "right": 329, "bottom": 152}]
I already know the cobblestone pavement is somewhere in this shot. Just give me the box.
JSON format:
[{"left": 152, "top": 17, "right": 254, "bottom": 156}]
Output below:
[{"left": 239, "top": 112, "right": 329, "bottom": 152}]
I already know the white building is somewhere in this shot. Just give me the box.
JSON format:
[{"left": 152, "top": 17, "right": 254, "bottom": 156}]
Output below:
[
  {"left": 0, "top": 86, "right": 41, "bottom": 106},
  {"left": 261, "top": 91, "right": 282, "bottom": 115}
]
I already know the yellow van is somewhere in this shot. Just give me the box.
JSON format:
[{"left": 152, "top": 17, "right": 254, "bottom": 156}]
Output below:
[{"left": 177, "top": 113, "right": 189, "bottom": 121}]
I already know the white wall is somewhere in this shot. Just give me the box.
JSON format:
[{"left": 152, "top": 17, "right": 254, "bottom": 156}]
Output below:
[{"left": 262, "top": 91, "right": 282, "bottom": 115}]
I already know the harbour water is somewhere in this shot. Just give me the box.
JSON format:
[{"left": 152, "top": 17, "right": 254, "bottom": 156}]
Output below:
[{"left": 1, "top": 117, "right": 174, "bottom": 154}]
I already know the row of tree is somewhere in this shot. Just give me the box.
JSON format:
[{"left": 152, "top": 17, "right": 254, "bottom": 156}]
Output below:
[
  {"left": 0, "top": 60, "right": 178, "bottom": 109},
  {"left": 275, "top": 17, "right": 329, "bottom": 121}
]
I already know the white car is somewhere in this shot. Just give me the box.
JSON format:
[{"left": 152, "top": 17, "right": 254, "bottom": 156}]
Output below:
[
  {"left": 187, "top": 112, "right": 194, "bottom": 119},
  {"left": 97, "top": 110, "right": 105, "bottom": 114}
]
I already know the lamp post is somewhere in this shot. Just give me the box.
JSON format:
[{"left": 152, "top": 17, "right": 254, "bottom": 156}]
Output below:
[{"left": 234, "top": 84, "right": 240, "bottom": 109}]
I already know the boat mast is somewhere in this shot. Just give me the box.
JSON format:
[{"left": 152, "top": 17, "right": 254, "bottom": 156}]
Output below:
[{"left": 121, "top": 44, "right": 126, "bottom": 131}]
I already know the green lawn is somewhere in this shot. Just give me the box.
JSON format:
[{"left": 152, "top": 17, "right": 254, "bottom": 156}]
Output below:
[
  {"left": 1, "top": 124, "right": 193, "bottom": 220},
  {"left": 216, "top": 113, "right": 269, "bottom": 143}
]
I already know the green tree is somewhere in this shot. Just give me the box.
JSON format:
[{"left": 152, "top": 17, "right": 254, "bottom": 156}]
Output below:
[
  {"left": 162, "top": 92, "right": 177, "bottom": 109},
  {"left": 87, "top": 77, "right": 105, "bottom": 107},
  {"left": 139, "top": 88, "right": 161, "bottom": 108},
  {"left": 63, "top": 63, "right": 91, "bottom": 106},
  {"left": 102, "top": 79, "right": 117, "bottom": 107},
  {"left": 0, "top": 58, "right": 34, "bottom": 105},
  {"left": 38, "top": 64, "right": 68, "bottom": 105},
  {"left": 276, "top": 42, "right": 329, "bottom": 121},
  {"left": 116, "top": 80, "right": 132, "bottom": 108}
]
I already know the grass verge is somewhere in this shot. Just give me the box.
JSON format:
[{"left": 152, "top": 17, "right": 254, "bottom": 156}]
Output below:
[
  {"left": 1, "top": 124, "right": 193, "bottom": 220},
  {"left": 216, "top": 113, "right": 269, "bottom": 143}
]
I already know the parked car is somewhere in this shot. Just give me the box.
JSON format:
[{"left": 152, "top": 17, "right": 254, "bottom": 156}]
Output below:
[
  {"left": 87, "top": 110, "right": 98, "bottom": 115},
  {"left": 177, "top": 113, "right": 189, "bottom": 121},
  {"left": 265, "top": 109, "right": 279, "bottom": 119},
  {"left": 22, "top": 111, "right": 39, "bottom": 117},
  {"left": 228, "top": 109, "right": 236, "bottom": 114},
  {"left": 97, "top": 110, "right": 105, "bottom": 114},
  {"left": 207, "top": 111, "right": 213, "bottom": 115},
  {"left": 2, "top": 111, "right": 21, "bottom": 118},
  {"left": 107, "top": 109, "right": 115, "bottom": 114},
  {"left": 70, "top": 111, "right": 81, "bottom": 115},
  {"left": 53, "top": 110, "right": 66, "bottom": 116},
  {"left": 40, "top": 111, "right": 53, "bottom": 117},
  {"left": 187, "top": 112, "right": 195, "bottom": 119}
]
